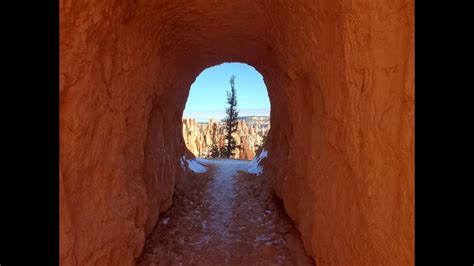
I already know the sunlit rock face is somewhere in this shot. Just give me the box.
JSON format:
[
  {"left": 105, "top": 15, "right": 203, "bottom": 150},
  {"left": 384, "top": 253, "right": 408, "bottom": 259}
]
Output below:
[
  {"left": 60, "top": 0, "right": 414, "bottom": 265},
  {"left": 182, "top": 117, "right": 269, "bottom": 159}
]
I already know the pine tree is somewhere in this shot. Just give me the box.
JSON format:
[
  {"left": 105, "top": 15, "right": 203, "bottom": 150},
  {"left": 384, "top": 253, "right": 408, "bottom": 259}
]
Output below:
[{"left": 222, "top": 75, "right": 240, "bottom": 158}]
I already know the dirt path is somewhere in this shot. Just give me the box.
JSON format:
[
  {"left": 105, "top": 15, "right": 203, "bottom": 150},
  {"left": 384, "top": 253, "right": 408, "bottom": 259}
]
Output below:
[{"left": 138, "top": 159, "right": 315, "bottom": 266}]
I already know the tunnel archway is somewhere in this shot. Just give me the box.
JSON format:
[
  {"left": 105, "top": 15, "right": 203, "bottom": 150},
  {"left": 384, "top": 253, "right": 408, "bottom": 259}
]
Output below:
[
  {"left": 182, "top": 62, "right": 271, "bottom": 160},
  {"left": 60, "top": 1, "right": 414, "bottom": 265}
]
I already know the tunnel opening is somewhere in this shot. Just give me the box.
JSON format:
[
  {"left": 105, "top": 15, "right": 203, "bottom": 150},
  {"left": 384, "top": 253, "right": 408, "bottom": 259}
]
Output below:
[{"left": 181, "top": 62, "right": 271, "bottom": 161}]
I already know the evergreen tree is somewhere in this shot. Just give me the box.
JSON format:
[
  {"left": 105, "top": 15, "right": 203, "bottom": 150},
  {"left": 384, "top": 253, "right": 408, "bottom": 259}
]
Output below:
[{"left": 222, "top": 75, "right": 240, "bottom": 158}]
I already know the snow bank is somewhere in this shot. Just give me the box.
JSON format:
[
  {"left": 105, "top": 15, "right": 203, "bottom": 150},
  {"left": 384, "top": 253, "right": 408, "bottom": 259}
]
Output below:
[
  {"left": 247, "top": 149, "right": 268, "bottom": 176},
  {"left": 187, "top": 159, "right": 208, "bottom": 173},
  {"left": 180, "top": 157, "right": 186, "bottom": 171},
  {"left": 195, "top": 158, "right": 210, "bottom": 165},
  {"left": 180, "top": 156, "right": 208, "bottom": 173}
]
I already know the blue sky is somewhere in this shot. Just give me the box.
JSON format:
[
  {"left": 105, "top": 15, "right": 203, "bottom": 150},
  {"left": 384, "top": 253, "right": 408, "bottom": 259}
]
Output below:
[{"left": 183, "top": 62, "right": 270, "bottom": 122}]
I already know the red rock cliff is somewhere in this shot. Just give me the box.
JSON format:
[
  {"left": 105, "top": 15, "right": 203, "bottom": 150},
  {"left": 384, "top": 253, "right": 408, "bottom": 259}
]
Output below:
[{"left": 60, "top": 0, "right": 414, "bottom": 265}]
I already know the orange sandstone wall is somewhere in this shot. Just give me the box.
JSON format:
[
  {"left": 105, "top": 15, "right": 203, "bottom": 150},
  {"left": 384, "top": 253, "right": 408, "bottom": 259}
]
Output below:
[
  {"left": 264, "top": 2, "right": 415, "bottom": 265},
  {"left": 60, "top": 0, "right": 413, "bottom": 265}
]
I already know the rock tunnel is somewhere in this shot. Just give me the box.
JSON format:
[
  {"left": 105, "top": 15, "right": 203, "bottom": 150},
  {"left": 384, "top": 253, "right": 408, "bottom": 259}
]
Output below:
[{"left": 60, "top": 0, "right": 414, "bottom": 265}]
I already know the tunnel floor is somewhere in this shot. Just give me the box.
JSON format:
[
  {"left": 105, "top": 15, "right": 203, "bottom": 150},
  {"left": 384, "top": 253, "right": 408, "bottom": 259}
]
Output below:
[{"left": 138, "top": 159, "right": 315, "bottom": 265}]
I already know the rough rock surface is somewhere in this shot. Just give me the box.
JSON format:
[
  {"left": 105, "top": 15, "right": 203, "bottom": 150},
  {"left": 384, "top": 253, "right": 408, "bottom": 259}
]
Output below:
[{"left": 60, "top": 0, "right": 414, "bottom": 265}]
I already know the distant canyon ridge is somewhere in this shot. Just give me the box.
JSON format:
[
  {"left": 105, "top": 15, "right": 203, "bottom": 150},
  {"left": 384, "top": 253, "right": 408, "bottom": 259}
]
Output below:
[{"left": 182, "top": 116, "right": 270, "bottom": 160}]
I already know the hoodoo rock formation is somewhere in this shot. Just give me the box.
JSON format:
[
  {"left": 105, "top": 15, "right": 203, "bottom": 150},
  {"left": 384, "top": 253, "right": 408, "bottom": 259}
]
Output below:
[
  {"left": 60, "top": 0, "right": 414, "bottom": 265},
  {"left": 182, "top": 117, "right": 269, "bottom": 159}
]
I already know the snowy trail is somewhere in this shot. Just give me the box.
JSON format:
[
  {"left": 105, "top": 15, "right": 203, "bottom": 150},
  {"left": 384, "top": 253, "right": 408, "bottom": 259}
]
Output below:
[
  {"left": 138, "top": 158, "right": 314, "bottom": 265},
  {"left": 200, "top": 159, "right": 249, "bottom": 249}
]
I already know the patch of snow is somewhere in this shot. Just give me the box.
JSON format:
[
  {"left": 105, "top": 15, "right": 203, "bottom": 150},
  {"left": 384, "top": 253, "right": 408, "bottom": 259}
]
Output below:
[
  {"left": 195, "top": 157, "right": 211, "bottom": 165},
  {"left": 198, "top": 158, "right": 249, "bottom": 167},
  {"left": 188, "top": 159, "right": 207, "bottom": 173},
  {"left": 180, "top": 156, "right": 186, "bottom": 171},
  {"left": 181, "top": 156, "right": 208, "bottom": 173},
  {"left": 255, "top": 234, "right": 271, "bottom": 242},
  {"left": 277, "top": 255, "right": 286, "bottom": 263},
  {"left": 247, "top": 149, "right": 268, "bottom": 175},
  {"left": 180, "top": 156, "right": 208, "bottom": 173}
]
